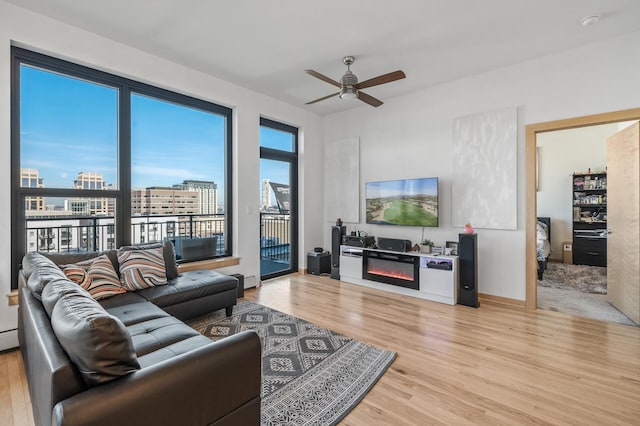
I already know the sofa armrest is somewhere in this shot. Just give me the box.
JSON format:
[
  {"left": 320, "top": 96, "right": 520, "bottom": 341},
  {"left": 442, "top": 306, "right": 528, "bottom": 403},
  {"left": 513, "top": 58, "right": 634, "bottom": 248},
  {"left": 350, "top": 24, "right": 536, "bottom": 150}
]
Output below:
[{"left": 52, "top": 331, "right": 261, "bottom": 426}]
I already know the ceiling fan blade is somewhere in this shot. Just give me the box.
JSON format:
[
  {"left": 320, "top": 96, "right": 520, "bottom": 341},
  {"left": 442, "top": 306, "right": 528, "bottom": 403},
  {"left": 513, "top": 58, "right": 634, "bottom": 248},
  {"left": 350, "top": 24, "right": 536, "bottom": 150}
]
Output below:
[
  {"left": 355, "top": 70, "right": 406, "bottom": 90},
  {"left": 306, "top": 92, "right": 340, "bottom": 105},
  {"left": 357, "top": 91, "right": 383, "bottom": 107},
  {"left": 305, "top": 70, "right": 341, "bottom": 88}
]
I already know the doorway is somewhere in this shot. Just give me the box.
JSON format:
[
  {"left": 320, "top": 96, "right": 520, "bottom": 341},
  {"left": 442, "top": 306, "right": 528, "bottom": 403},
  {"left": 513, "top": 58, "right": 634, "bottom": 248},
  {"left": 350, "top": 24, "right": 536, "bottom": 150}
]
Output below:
[
  {"left": 259, "top": 118, "right": 298, "bottom": 280},
  {"left": 525, "top": 108, "right": 640, "bottom": 323},
  {"left": 535, "top": 123, "right": 637, "bottom": 325}
]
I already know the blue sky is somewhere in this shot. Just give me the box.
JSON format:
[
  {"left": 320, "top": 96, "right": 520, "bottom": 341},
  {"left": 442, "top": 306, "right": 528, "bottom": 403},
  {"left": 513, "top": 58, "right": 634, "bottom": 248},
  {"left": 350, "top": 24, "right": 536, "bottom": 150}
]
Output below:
[{"left": 20, "top": 65, "right": 292, "bottom": 206}]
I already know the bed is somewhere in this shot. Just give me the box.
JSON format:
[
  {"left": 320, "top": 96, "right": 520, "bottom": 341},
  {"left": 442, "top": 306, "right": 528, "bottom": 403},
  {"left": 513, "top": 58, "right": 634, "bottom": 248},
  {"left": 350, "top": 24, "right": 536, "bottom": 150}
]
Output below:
[{"left": 537, "top": 217, "right": 551, "bottom": 280}]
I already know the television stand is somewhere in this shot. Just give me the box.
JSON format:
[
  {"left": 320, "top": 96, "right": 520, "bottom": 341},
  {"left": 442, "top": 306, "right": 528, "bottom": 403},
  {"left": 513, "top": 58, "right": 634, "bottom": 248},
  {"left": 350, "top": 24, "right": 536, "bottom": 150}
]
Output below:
[{"left": 339, "top": 245, "right": 458, "bottom": 305}]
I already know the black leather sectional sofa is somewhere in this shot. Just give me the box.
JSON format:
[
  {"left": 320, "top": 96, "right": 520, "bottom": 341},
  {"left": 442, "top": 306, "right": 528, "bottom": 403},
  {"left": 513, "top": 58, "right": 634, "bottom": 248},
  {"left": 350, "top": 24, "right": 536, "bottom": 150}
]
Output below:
[{"left": 17, "top": 245, "right": 261, "bottom": 426}]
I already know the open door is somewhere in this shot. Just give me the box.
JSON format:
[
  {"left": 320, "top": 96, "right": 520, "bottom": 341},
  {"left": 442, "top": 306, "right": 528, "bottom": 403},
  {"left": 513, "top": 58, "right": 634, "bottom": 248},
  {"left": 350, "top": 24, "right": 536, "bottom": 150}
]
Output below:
[{"left": 607, "top": 122, "right": 640, "bottom": 324}]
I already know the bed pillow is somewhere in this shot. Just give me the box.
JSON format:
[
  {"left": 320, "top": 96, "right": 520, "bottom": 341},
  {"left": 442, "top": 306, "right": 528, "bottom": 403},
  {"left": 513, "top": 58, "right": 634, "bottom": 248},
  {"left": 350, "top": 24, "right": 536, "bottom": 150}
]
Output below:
[
  {"left": 118, "top": 245, "right": 168, "bottom": 290},
  {"left": 536, "top": 222, "right": 548, "bottom": 241},
  {"left": 62, "top": 254, "right": 126, "bottom": 300}
]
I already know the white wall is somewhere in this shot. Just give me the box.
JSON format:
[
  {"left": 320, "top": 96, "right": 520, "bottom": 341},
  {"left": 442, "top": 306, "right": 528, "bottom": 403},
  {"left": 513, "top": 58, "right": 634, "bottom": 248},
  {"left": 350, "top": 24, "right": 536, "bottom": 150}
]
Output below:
[
  {"left": 323, "top": 30, "right": 640, "bottom": 301},
  {"left": 536, "top": 124, "right": 616, "bottom": 259},
  {"left": 0, "top": 1, "right": 324, "bottom": 349}
]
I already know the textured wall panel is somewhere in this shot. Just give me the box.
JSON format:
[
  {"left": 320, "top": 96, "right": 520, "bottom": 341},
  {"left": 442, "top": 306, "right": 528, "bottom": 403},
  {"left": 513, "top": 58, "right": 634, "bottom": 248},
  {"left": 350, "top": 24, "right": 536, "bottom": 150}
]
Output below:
[
  {"left": 325, "top": 138, "right": 359, "bottom": 223},
  {"left": 452, "top": 107, "right": 517, "bottom": 230}
]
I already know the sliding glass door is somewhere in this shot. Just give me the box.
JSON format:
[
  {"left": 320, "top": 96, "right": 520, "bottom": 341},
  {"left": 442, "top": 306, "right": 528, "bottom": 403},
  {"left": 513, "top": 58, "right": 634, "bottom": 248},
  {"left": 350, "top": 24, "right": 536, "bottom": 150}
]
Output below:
[{"left": 259, "top": 119, "right": 298, "bottom": 280}]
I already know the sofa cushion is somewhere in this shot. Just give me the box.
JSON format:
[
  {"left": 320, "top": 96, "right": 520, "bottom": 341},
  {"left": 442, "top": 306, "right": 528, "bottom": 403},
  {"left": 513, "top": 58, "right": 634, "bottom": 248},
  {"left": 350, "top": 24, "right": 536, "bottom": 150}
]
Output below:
[
  {"left": 138, "top": 269, "right": 237, "bottom": 308},
  {"left": 62, "top": 254, "right": 126, "bottom": 300},
  {"left": 118, "top": 242, "right": 179, "bottom": 280},
  {"left": 136, "top": 334, "right": 214, "bottom": 368},
  {"left": 118, "top": 246, "right": 169, "bottom": 290},
  {"left": 23, "top": 253, "right": 68, "bottom": 300},
  {"left": 127, "top": 316, "right": 202, "bottom": 356},
  {"left": 51, "top": 293, "right": 140, "bottom": 387},
  {"left": 98, "top": 291, "right": 148, "bottom": 309},
  {"left": 104, "top": 301, "right": 170, "bottom": 327},
  {"left": 41, "top": 278, "right": 92, "bottom": 318}
]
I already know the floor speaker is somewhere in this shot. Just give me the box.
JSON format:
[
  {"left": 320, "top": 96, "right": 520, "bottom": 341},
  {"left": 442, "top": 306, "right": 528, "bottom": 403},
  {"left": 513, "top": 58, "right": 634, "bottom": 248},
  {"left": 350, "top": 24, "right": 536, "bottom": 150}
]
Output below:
[
  {"left": 458, "top": 233, "right": 479, "bottom": 308},
  {"left": 330, "top": 226, "right": 345, "bottom": 279}
]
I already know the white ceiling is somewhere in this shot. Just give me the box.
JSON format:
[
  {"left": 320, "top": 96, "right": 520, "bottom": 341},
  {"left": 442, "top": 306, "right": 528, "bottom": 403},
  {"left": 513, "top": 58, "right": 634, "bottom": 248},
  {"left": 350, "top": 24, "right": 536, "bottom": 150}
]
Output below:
[{"left": 7, "top": 0, "right": 640, "bottom": 115}]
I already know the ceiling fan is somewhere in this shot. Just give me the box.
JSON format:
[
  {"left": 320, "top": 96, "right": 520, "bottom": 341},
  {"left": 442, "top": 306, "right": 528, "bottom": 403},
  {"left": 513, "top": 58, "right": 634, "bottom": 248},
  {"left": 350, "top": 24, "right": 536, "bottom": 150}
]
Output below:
[{"left": 305, "top": 56, "right": 406, "bottom": 107}]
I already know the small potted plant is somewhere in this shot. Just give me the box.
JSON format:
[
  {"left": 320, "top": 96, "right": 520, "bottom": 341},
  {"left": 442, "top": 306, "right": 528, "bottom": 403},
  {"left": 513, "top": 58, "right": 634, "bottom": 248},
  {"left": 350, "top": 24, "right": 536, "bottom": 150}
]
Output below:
[{"left": 420, "top": 239, "right": 435, "bottom": 254}]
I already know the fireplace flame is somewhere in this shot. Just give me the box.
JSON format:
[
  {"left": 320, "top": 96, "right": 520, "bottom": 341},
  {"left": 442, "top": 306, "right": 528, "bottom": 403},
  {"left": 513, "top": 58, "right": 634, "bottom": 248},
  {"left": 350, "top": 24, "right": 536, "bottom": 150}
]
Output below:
[{"left": 367, "top": 268, "right": 413, "bottom": 281}]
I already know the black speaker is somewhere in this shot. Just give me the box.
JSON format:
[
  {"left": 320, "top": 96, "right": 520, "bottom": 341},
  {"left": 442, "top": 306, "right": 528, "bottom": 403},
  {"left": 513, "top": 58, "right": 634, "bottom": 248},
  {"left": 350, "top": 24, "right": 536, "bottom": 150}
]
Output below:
[
  {"left": 377, "top": 237, "right": 412, "bottom": 252},
  {"left": 458, "top": 233, "right": 479, "bottom": 308},
  {"left": 330, "top": 226, "right": 345, "bottom": 279}
]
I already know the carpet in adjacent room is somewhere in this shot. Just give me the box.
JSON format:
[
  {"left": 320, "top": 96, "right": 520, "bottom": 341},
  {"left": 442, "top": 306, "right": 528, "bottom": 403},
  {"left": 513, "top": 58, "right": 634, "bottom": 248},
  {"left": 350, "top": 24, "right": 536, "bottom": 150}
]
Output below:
[
  {"left": 538, "top": 262, "right": 607, "bottom": 294},
  {"left": 187, "top": 301, "right": 396, "bottom": 426},
  {"left": 537, "top": 262, "right": 636, "bottom": 326}
]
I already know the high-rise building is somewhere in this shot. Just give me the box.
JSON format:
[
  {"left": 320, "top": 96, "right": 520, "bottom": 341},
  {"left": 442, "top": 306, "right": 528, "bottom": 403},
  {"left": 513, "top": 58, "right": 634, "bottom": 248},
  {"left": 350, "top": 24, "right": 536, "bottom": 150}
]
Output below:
[
  {"left": 72, "top": 172, "right": 113, "bottom": 215},
  {"left": 261, "top": 179, "right": 272, "bottom": 211},
  {"left": 21, "top": 168, "right": 45, "bottom": 211},
  {"left": 173, "top": 180, "right": 218, "bottom": 215},
  {"left": 131, "top": 187, "right": 200, "bottom": 215}
]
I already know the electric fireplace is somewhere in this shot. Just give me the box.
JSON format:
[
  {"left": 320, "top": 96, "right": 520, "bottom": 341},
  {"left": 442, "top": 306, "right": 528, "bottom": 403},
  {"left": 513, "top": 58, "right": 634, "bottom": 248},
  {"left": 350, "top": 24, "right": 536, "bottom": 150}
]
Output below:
[{"left": 362, "top": 250, "right": 419, "bottom": 290}]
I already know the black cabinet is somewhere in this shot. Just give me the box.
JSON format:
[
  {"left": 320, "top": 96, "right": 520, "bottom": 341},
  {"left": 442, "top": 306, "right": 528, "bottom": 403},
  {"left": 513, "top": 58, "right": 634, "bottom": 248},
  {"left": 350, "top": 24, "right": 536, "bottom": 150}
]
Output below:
[
  {"left": 572, "top": 172, "right": 607, "bottom": 266},
  {"left": 572, "top": 233, "right": 607, "bottom": 267}
]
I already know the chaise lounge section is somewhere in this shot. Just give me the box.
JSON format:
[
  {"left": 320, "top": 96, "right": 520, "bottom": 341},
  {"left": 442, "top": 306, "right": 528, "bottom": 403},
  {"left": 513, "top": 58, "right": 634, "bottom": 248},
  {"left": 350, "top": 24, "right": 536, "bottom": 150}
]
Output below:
[{"left": 18, "top": 243, "right": 261, "bottom": 426}]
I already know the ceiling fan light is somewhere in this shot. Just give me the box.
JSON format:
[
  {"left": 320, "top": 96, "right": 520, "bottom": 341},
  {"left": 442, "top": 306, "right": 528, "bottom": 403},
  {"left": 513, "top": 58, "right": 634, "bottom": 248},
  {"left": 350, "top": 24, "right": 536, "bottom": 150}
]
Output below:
[{"left": 340, "top": 86, "right": 358, "bottom": 100}]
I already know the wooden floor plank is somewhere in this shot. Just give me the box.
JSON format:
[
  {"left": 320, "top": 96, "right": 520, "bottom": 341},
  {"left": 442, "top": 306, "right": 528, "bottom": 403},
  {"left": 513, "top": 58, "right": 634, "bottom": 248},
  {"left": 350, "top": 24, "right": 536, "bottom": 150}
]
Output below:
[
  {"left": 0, "top": 349, "right": 15, "bottom": 426},
  {"left": 2, "top": 273, "right": 639, "bottom": 425},
  {"left": 7, "top": 351, "right": 32, "bottom": 426},
  {"left": 245, "top": 274, "right": 640, "bottom": 426}
]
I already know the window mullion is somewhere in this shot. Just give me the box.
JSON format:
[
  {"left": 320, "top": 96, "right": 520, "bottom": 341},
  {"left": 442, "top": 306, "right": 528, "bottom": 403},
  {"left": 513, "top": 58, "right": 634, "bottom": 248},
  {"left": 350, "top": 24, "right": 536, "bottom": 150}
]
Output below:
[{"left": 119, "top": 84, "right": 132, "bottom": 247}]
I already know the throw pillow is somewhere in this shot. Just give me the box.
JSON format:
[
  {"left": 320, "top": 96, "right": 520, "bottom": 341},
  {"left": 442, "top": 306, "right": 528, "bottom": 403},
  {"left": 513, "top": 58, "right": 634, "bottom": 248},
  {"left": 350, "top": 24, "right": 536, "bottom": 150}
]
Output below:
[
  {"left": 50, "top": 293, "right": 140, "bottom": 387},
  {"left": 63, "top": 254, "right": 126, "bottom": 300},
  {"left": 23, "top": 252, "right": 68, "bottom": 300},
  {"left": 117, "top": 242, "right": 178, "bottom": 280},
  {"left": 118, "top": 246, "right": 168, "bottom": 291},
  {"left": 41, "top": 277, "right": 92, "bottom": 318}
]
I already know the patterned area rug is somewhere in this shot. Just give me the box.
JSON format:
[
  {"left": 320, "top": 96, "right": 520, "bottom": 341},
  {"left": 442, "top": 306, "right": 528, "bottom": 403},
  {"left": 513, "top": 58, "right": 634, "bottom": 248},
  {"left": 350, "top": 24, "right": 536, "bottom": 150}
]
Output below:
[
  {"left": 187, "top": 301, "right": 396, "bottom": 426},
  {"left": 538, "top": 262, "right": 607, "bottom": 294}
]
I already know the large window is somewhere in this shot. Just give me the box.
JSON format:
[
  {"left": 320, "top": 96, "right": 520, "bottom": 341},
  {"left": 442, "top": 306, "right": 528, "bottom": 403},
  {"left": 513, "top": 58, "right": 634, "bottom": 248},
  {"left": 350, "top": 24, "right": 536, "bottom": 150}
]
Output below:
[{"left": 11, "top": 47, "right": 232, "bottom": 288}]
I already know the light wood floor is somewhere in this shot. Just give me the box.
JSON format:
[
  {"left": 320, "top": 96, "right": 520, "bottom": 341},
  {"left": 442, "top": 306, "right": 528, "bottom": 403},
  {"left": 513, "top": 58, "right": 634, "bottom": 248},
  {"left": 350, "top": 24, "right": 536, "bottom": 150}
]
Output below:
[{"left": 3, "top": 273, "right": 640, "bottom": 425}]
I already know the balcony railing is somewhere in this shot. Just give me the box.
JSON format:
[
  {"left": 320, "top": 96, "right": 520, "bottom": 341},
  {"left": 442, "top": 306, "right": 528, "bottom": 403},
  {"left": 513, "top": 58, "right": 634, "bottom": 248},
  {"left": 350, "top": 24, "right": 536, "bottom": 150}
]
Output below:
[
  {"left": 25, "top": 213, "right": 226, "bottom": 261},
  {"left": 260, "top": 212, "right": 291, "bottom": 266},
  {"left": 26, "top": 212, "right": 292, "bottom": 267}
]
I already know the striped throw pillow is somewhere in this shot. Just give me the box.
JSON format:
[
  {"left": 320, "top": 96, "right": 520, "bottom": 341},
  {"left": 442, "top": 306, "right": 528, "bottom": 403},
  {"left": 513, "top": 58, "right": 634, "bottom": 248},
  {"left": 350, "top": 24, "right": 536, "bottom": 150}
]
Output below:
[
  {"left": 118, "top": 246, "right": 168, "bottom": 291},
  {"left": 63, "top": 255, "right": 126, "bottom": 300},
  {"left": 62, "top": 258, "right": 92, "bottom": 288}
]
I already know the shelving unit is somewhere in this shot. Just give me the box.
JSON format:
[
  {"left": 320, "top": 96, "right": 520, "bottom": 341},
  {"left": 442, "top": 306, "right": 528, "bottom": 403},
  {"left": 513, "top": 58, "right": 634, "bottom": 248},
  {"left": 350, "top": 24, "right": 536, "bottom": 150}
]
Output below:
[{"left": 572, "top": 172, "right": 607, "bottom": 267}]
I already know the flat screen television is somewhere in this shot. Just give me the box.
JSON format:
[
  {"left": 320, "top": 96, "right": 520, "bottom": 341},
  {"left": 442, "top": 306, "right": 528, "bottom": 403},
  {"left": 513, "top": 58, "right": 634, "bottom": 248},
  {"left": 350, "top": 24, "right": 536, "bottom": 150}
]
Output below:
[{"left": 366, "top": 177, "right": 438, "bottom": 227}]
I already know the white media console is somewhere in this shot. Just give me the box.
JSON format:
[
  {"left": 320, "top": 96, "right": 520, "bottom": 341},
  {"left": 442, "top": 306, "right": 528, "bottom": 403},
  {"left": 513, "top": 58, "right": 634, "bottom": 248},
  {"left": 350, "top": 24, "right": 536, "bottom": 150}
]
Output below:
[{"left": 339, "top": 245, "right": 459, "bottom": 305}]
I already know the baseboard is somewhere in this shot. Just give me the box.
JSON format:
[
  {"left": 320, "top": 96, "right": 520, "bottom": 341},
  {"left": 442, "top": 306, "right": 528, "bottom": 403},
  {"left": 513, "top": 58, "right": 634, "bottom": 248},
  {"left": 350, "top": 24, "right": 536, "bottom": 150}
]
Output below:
[
  {"left": 479, "top": 293, "right": 525, "bottom": 308},
  {"left": 0, "top": 329, "right": 19, "bottom": 351}
]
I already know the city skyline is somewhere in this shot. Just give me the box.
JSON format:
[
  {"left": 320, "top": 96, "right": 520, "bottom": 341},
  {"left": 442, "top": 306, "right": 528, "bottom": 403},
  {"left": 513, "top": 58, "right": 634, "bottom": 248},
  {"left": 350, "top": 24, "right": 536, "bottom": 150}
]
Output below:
[{"left": 20, "top": 64, "right": 293, "bottom": 214}]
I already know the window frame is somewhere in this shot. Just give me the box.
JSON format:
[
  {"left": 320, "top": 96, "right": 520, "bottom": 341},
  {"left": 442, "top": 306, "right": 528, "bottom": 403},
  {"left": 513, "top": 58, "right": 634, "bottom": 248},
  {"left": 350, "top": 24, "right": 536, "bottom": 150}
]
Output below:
[{"left": 11, "top": 47, "right": 233, "bottom": 289}]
